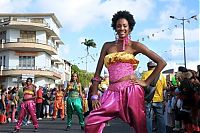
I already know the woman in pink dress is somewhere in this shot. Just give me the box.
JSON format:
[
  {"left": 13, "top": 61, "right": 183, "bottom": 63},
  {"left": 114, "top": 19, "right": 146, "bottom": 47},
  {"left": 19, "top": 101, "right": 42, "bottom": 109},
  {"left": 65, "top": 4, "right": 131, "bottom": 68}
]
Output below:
[{"left": 85, "top": 10, "right": 166, "bottom": 133}]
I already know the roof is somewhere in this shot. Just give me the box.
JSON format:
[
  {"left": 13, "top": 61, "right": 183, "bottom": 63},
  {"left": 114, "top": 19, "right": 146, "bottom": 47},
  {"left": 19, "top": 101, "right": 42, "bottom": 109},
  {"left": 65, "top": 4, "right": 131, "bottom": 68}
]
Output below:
[{"left": 0, "top": 13, "right": 62, "bottom": 28}]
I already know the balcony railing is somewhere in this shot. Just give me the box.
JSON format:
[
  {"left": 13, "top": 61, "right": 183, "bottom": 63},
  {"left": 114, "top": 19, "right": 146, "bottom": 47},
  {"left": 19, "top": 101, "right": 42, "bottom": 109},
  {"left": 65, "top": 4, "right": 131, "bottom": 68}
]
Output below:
[
  {"left": 11, "top": 17, "right": 49, "bottom": 27},
  {"left": 1, "top": 65, "right": 62, "bottom": 77},
  {"left": 9, "top": 18, "right": 60, "bottom": 36},
  {"left": 3, "top": 65, "right": 59, "bottom": 72},
  {"left": 2, "top": 38, "right": 58, "bottom": 50}
]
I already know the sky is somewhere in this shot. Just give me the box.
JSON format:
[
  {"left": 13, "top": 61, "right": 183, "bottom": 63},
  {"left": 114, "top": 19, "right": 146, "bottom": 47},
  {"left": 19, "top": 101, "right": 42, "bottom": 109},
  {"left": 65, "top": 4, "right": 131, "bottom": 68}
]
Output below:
[{"left": 0, "top": 0, "right": 199, "bottom": 75}]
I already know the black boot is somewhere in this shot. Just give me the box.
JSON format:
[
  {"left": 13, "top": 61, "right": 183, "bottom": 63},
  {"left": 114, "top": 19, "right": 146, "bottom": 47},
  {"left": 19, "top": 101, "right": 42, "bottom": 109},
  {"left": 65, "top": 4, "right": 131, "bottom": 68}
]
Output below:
[
  {"left": 34, "top": 128, "right": 38, "bottom": 132},
  {"left": 65, "top": 126, "right": 71, "bottom": 131},
  {"left": 12, "top": 128, "right": 20, "bottom": 133},
  {"left": 81, "top": 125, "right": 85, "bottom": 131}
]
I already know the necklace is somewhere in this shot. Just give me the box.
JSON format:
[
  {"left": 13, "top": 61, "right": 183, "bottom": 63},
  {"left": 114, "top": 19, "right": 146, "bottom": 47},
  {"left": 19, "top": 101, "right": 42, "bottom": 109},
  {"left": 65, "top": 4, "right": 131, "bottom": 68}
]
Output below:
[
  {"left": 73, "top": 81, "right": 77, "bottom": 90},
  {"left": 117, "top": 36, "right": 129, "bottom": 51}
]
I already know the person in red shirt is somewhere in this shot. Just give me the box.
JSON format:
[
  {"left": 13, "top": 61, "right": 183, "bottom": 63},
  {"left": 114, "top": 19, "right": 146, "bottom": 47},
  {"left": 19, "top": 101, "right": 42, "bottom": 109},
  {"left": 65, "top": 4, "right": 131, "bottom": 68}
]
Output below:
[{"left": 36, "top": 86, "right": 43, "bottom": 120}]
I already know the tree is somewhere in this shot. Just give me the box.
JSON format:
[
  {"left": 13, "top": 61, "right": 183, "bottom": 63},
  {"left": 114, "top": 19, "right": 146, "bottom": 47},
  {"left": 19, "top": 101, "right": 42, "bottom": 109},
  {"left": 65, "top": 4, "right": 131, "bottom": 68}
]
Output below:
[
  {"left": 71, "top": 65, "right": 94, "bottom": 89},
  {"left": 81, "top": 39, "right": 96, "bottom": 72},
  {"left": 81, "top": 39, "right": 96, "bottom": 55},
  {"left": 71, "top": 65, "right": 80, "bottom": 74}
]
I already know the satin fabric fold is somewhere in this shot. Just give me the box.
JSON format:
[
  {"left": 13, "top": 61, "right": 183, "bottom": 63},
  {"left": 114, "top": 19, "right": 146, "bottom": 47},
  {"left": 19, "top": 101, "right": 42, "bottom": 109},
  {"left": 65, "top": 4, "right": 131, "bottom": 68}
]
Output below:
[
  {"left": 15, "top": 100, "right": 38, "bottom": 130},
  {"left": 85, "top": 80, "right": 147, "bottom": 133}
]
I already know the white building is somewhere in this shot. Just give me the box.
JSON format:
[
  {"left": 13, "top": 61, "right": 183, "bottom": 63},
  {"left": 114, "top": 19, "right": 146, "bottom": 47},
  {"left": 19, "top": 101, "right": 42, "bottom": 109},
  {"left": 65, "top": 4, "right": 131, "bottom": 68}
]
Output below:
[{"left": 0, "top": 13, "right": 71, "bottom": 89}]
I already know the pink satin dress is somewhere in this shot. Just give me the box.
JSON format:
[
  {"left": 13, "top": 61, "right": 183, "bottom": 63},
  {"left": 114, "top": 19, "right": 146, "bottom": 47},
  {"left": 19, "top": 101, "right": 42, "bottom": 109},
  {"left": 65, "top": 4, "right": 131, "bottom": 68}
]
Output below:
[{"left": 85, "top": 52, "right": 147, "bottom": 133}]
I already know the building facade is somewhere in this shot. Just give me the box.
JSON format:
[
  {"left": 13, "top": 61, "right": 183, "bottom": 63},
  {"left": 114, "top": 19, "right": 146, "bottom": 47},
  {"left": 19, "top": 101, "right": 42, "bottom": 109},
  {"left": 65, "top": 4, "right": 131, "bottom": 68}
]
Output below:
[{"left": 0, "top": 13, "right": 71, "bottom": 89}]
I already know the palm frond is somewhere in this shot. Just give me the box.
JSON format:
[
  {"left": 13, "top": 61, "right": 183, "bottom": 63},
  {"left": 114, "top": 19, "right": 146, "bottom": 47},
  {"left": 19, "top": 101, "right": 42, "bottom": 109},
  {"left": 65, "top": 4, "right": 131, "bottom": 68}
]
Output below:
[{"left": 81, "top": 38, "right": 96, "bottom": 48}]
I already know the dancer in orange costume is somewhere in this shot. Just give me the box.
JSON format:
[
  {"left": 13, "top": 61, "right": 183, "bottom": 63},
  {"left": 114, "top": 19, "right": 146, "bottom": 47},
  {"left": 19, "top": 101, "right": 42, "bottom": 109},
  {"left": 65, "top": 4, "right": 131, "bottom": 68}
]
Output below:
[{"left": 52, "top": 84, "right": 65, "bottom": 120}]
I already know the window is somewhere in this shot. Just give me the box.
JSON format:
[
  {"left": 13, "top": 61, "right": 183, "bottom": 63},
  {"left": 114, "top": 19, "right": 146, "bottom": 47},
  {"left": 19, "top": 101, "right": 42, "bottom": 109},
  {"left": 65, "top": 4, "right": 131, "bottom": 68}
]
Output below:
[
  {"left": 0, "top": 56, "right": 2, "bottom": 66},
  {"left": 30, "top": 18, "right": 44, "bottom": 23},
  {"left": 12, "top": 17, "right": 17, "bottom": 21},
  {"left": 3, "top": 56, "right": 5, "bottom": 67},
  {"left": 0, "top": 56, "right": 6, "bottom": 68},
  {"left": 20, "top": 31, "right": 36, "bottom": 43},
  {"left": 0, "top": 31, "right": 6, "bottom": 43},
  {"left": 19, "top": 56, "right": 35, "bottom": 69}
]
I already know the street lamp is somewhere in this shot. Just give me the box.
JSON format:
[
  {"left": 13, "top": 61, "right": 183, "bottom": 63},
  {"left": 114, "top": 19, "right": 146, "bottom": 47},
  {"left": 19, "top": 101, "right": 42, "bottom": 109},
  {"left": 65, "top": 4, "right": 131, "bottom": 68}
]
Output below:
[{"left": 170, "top": 15, "right": 197, "bottom": 68}]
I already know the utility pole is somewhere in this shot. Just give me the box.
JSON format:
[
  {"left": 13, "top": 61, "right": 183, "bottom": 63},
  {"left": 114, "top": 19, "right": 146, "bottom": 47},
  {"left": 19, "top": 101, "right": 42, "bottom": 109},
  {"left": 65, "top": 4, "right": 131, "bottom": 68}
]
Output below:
[{"left": 170, "top": 15, "right": 197, "bottom": 68}]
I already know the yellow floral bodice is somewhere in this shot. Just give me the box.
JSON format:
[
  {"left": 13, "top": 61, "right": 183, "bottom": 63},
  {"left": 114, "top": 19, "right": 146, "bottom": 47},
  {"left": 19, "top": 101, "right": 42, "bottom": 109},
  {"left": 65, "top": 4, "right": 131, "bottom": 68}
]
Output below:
[
  {"left": 23, "top": 85, "right": 35, "bottom": 95},
  {"left": 24, "top": 90, "right": 34, "bottom": 95},
  {"left": 67, "top": 83, "right": 81, "bottom": 92},
  {"left": 104, "top": 52, "right": 139, "bottom": 70}
]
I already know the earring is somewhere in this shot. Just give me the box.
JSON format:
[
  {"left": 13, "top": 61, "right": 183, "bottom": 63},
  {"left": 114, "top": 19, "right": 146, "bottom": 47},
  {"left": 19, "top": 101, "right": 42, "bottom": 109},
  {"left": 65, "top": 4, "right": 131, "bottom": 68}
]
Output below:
[
  {"left": 129, "top": 34, "right": 131, "bottom": 40},
  {"left": 115, "top": 33, "right": 118, "bottom": 43}
]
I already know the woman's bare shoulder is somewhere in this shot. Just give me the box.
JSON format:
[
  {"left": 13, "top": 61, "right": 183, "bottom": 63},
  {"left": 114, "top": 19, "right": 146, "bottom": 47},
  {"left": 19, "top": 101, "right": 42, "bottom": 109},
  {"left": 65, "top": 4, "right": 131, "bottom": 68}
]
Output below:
[
  {"left": 67, "top": 82, "right": 72, "bottom": 85},
  {"left": 103, "top": 41, "right": 115, "bottom": 47},
  {"left": 100, "top": 41, "right": 116, "bottom": 55},
  {"left": 131, "top": 40, "right": 143, "bottom": 46},
  {"left": 130, "top": 41, "right": 148, "bottom": 50}
]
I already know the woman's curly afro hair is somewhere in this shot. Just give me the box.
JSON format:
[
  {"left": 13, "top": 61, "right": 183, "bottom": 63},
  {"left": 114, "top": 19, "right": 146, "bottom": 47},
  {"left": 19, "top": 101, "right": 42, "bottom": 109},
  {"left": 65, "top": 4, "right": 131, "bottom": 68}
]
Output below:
[{"left": 111, "top": 10, "right": 136, "bottom": 32}]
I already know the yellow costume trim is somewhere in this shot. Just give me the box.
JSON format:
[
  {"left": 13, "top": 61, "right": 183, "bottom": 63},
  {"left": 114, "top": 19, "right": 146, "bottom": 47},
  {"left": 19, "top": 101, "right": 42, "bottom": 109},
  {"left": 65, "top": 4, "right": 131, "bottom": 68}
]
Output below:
[
  {"left": 67, "top": 84, "right": 81, "bottom": 91},
  {"left": 56, "top": 92, "right": 64, "bottom": 97},
  {"left": 104, "top": 52, "right": 139, "bottom": 70},
  {"left": 24, "top": 90, "right": 34, "bottom": 95}
]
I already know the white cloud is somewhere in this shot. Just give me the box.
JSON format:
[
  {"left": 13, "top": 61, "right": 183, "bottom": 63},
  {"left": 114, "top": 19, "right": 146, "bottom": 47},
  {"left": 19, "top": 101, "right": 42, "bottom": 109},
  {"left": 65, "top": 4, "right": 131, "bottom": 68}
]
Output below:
[
  {"left": 183, "top": 28, "right": 199, "bottom": 42},
  {"left": 32, "top": 0, "right": 102, "bottom": 31},
  {"left": 170, "top": 28, "right": 199, "bottom": 43},
  {"left": 165, "top": 60, "right": 199, "bottom": 72},
  {"left": 140, "top": 26, "right": 199, "bottom": 43},
  {"left": 100, "top": 0, "right": 155, "bottom": 20},
  {"left": 169, "top": 44, "right": 183, "bottom": 58},
  {"left": 162, "top": 42, "right": 199, "bottom": 62},
  {"left": 140, "top": 28, "right": 170, "bottom": 41},
  {"left": 79, "top": 37, "right": 87, "bottom": 46},
  {"left": 158, "top": 0, "right": 187, "bottom": 27},
  {"left": 30, "top": 0, "right": 155, "bottom": 32},
  {"left": 0, "top": 0, "right": 32, "bottom": 13},
  {"left": 58, "top": 44, "right": 69, "bottom": 59}
]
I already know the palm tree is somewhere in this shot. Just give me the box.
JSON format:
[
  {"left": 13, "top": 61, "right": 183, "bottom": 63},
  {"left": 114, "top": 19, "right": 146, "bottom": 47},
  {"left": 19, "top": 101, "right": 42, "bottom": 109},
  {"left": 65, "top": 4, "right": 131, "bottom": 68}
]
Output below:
[
  {"left": 81, "top": 39, "right": 96, "bottom": 72},
  {"left": 81, "top": 39, "right": 96, "bottom": 87},
  {"left": 81, "top": 39, "right": 96, "bottom": 55}
]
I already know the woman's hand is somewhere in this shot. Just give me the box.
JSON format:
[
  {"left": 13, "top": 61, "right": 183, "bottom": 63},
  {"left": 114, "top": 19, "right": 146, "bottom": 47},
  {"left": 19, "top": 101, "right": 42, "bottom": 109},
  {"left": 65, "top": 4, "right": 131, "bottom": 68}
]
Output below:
[
  {"left": 92, "top": 99, "right": 101, "bottom": 110},
  {"left": 131, "top": 78, "right": 148, "bottom": 87},
  {"left": 129, "top": 74, "right": 148, "bottom": 87}
]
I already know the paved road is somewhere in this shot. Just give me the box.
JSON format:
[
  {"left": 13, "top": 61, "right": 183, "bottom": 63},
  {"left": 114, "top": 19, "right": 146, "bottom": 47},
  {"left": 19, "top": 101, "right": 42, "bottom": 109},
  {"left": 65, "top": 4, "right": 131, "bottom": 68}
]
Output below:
[
  {"left": 0, "top": 116, "right": 133, "bottom": 133},
  {"left": 0, "top": 116, "right": 178, "bottom": 133}
]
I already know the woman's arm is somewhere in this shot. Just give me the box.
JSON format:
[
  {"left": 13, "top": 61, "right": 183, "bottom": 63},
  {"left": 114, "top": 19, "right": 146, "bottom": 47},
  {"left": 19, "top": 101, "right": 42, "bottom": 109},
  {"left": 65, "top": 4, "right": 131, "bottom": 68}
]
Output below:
[
  {"left": 90, "top": 43, "right": 109, "bottom": 109},
  {"left": 33, "top": 84, "right": 37, "bottom": 98},
  {"left": 65, "top": 83, "right": 70, "bottom": 97},
  {"left": 79, "top": 83, "right": 83, "bottom": 98},
  {"left": 91, "top": 43, "right": 108, "bottom": 95},
  {"left": 135, "top": 42, "right": 167, "bottom": 86},
  {"left": 2, "top": 95, "right": 6, "bottom": 109}
]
